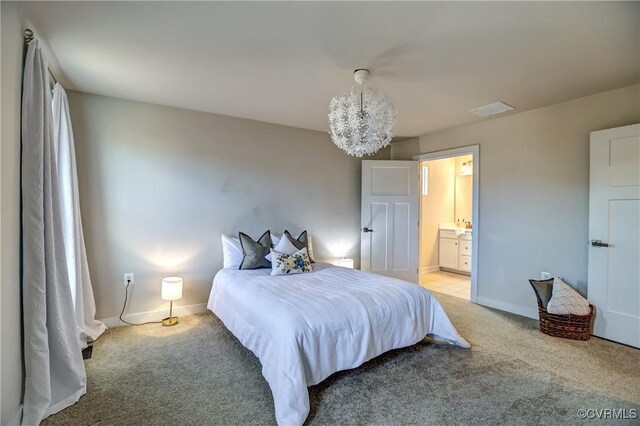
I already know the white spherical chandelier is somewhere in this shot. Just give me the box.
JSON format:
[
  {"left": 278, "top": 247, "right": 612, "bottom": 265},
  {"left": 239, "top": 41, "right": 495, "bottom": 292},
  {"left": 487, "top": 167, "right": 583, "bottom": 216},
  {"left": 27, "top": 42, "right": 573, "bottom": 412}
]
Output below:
[{"left": 328, "top": 69, "right": 396, "bottom": 157}]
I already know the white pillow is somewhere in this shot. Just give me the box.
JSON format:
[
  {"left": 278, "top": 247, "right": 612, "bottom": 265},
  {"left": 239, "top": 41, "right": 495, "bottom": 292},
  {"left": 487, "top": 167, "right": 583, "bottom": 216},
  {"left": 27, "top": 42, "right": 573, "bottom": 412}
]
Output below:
[
  {"left": 307, "top": 235, "right": 315, "bottom": 262},
  {"left": 274, "top": 233, "right": 299, "bottom": 255},
  {"left": 221, "top": 234, "right": 243, "bottom": 269},
  {"left": 265, "top": 233, "right": 298, "bottom": 261},
  {"left": 547, "top": 277, "right": 590, "bottom": 315},
  {"left": 270, "top": 247, "right": 312, "bottom": 276},
  {"left": 271, "top": 233, "right": 282, "bottom": 246}
]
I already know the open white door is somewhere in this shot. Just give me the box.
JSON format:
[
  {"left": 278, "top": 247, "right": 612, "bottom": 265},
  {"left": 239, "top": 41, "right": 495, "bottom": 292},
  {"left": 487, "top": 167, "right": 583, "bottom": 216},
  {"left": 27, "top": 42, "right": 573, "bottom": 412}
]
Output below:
[
  {"left": 588, "top": 124, "right": 640, "bottom": 348},
  {"left": 361, "top": 160, "right": 419, "bottom": 283}
]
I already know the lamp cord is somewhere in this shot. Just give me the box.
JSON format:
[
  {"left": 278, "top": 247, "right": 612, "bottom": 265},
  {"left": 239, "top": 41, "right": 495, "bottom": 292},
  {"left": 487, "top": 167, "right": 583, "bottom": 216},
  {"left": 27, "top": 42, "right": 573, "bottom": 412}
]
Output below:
[{"left": 119, "top": 280, "right": 162, "bottom": 326}]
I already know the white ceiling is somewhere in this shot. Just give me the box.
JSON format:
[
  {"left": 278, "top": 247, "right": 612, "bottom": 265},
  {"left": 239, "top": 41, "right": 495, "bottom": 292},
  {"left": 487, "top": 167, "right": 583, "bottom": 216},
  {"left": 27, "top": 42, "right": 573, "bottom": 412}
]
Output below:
[{"left": 19, "top": 1, "right": 640, "bottom": 137}]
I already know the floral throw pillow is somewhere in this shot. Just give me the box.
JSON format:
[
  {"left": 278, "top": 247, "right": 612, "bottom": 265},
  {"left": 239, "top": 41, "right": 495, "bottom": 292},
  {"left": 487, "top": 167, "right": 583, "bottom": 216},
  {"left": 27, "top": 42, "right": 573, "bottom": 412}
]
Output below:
[{"left": 270, "top": 247, "right": 312, "bottom": 276}]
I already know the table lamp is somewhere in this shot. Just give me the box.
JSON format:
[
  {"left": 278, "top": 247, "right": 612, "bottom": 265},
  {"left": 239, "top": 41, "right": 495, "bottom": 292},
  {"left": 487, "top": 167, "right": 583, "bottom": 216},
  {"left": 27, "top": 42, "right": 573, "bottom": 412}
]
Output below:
[{"left": 161, "top": 276, "right": 183, "bottom": 327}]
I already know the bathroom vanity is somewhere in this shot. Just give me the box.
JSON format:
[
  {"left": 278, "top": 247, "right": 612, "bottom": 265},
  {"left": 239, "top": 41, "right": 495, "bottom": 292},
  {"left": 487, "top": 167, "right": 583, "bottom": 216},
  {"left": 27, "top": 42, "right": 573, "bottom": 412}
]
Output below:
[{"left": 438, "top": 226, "right": 472, "bottom": 274}]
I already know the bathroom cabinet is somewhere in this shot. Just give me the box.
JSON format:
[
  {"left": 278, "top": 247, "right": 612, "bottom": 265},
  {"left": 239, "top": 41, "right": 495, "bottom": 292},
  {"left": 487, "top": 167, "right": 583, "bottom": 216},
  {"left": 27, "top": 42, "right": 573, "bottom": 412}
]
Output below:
[{"left": 439, "top": 229, "right": 472, "bottom": 274}]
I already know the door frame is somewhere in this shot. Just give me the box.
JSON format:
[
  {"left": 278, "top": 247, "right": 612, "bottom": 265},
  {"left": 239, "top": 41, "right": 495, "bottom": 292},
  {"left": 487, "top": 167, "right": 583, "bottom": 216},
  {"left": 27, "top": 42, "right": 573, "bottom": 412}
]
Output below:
[{"left": 413, "top": 145, "right": 479, "bottom": 303}]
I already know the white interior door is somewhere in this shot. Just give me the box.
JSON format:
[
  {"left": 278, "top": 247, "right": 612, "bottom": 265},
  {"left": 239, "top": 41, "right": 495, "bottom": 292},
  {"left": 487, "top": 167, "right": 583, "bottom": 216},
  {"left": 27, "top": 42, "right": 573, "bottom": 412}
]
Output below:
[
  {"left": 361, "top": 160, "right": 419, "bottom": 283},
  {"left": 588, "top": 123, "right": 640, "bottom": 348}
]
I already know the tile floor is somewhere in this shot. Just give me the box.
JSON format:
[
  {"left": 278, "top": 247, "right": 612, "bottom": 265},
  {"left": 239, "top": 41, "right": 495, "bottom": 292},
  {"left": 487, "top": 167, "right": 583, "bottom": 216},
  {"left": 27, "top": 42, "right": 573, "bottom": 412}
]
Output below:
[{"left": 420, "top": 270, "right": 470, "bottom": 300}]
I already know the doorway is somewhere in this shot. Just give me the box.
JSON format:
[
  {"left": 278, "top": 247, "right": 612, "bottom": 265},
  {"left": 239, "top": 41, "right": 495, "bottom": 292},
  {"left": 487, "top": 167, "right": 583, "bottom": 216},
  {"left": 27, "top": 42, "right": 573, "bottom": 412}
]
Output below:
[{"left": 414, "top": 146, "right": 479, "bottom": 303}]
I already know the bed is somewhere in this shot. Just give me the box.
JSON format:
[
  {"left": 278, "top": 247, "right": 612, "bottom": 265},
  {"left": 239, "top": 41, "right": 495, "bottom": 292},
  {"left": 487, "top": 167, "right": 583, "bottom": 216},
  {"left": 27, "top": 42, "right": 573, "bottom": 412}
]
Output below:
[{"left": 207, "top": 263, "right": 470, "bottom": 425}]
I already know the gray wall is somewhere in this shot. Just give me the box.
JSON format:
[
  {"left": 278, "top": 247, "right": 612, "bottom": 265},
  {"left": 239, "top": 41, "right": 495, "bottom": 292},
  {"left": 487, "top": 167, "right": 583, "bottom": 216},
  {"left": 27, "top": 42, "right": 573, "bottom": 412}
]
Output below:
[
  {"left": 392, "top": 84, "right": 640, "bottom": 317},
  {"left": 68, "top": 91, "right": 389, "bottom": 320},
  {"left": 1, "top": 2, "right": 25, "bottom": 422}
]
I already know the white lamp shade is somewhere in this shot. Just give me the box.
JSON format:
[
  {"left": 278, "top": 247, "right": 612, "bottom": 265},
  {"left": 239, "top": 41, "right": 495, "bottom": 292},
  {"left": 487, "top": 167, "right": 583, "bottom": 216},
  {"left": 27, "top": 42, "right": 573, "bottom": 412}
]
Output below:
[{"left": 161, "top": 277, "right": 183, "bottom": 301}]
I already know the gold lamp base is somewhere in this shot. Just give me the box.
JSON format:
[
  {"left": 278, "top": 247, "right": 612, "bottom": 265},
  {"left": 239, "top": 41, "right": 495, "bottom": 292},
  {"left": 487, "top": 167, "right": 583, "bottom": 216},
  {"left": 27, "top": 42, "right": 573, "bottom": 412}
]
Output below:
[
  {"left": 162, "top": 299, "right": 179, "bottom": 327},
  {"left": 162, "top": 316, "right": 179, "bottom": 327}
]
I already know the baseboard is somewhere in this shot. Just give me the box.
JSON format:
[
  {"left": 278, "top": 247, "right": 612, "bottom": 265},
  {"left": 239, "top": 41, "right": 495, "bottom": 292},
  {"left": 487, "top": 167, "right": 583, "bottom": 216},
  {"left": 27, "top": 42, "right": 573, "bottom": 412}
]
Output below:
[
  {"left": 475, "top": 296, "right": 538, "bottom": 320},
  {"left": 8, "top": 404, "right": 22, "bottom": 425},
  {"left": 439, "top": 267, "right": 471, "bottom": 276},
  {"left": 100, "top": 303, "right": 208, "bottom": 328},
  {"left": 420, "top": 266, "right": 440, "bottom": 274}
]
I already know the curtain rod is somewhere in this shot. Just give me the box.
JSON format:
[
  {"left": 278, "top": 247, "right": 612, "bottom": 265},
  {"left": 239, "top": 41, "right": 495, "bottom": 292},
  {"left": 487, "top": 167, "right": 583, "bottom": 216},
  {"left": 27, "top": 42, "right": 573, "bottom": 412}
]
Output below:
[{"left": 23, "top": 28, "right": 58, "bottom": 85}]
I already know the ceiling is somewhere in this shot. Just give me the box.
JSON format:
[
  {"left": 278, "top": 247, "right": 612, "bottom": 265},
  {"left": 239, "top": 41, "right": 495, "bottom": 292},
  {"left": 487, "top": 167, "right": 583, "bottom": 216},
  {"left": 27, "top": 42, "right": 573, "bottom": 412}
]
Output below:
[{"left": 18, "top": 1, "right": 640, "bottom": 137}]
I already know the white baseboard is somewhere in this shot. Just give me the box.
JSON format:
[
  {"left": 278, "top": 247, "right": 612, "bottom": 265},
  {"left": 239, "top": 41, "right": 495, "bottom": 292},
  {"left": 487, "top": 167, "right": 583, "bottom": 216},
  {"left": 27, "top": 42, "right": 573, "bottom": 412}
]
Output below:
[
  {"left": 100, "top": 303, "right": 208, "bottom": 328},
  {"left": 420, "top": 266, "right": 440, "bottom": 274},
  {"left": 475, "top": 296, "right": 538, "bottom": 320},
  {"left": 8, "top": 404, "right": 22, "bottom": 425},
  {"left": 439, "top": 267, "right": 471, "bottom": 276}
]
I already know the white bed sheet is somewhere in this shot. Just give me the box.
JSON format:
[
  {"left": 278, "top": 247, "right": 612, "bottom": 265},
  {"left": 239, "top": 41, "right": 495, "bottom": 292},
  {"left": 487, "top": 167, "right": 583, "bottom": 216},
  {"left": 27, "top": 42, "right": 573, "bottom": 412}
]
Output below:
[{"left": 207, "top": 263, "right": 469, "bottom": 425}]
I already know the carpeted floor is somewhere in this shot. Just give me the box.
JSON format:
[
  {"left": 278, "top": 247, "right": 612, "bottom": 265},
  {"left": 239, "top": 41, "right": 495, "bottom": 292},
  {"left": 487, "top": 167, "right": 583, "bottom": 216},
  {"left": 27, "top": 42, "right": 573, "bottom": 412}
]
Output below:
[{"left": 43, "top": 292, "right": 640, "bottom": 425}]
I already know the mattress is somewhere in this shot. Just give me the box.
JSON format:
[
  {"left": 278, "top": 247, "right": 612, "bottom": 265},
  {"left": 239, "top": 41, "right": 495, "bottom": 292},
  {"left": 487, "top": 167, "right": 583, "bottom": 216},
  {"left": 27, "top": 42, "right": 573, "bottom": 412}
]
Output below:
[{"left": 207, "top": 263, "right": 469, "bottom": 425}]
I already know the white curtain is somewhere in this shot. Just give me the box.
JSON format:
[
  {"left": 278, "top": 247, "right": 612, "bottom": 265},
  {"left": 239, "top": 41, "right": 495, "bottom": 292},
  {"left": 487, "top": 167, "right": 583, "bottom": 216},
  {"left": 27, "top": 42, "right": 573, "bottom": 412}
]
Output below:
[
  {"left": 21, "top": 40, "right": 86, "bottom": 425},
  {"left": 52, "top": 83, "right": 107, "bottom": 348}
]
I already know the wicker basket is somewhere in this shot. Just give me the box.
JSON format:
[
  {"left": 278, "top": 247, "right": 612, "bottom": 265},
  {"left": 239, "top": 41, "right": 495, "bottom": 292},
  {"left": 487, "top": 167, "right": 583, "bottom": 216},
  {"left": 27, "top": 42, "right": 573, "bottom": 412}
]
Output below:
[{"left": 536, "top": 299, "right": 594, "bottom": 341}]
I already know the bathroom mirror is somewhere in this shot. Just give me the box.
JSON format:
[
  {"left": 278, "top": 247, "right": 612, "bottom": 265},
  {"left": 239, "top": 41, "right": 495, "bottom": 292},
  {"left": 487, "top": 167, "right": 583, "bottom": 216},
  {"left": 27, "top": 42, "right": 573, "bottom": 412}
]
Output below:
[{"left": 454, "top": 175, "right": 472, "bottom": 224}]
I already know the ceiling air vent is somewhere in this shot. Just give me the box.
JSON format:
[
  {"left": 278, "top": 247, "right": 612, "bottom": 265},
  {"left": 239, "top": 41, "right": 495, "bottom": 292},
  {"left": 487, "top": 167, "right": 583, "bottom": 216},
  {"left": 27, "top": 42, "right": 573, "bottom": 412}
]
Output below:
[{"left": 469, "top": 101, "right": 514, "bottom": 117}]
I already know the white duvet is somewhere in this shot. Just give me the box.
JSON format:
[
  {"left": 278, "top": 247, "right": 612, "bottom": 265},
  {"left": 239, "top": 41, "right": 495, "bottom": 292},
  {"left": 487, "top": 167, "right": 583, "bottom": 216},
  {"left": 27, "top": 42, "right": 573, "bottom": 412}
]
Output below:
[{"left": 207, "top": 263, "right": 469, "bottom": 425}]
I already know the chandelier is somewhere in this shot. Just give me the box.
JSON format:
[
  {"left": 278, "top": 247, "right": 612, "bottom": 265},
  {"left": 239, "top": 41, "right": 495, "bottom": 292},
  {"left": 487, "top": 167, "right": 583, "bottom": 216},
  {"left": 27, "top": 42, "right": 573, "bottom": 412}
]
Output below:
[{"left": 328, "top": 69, "right": 396, "bottom": 157}]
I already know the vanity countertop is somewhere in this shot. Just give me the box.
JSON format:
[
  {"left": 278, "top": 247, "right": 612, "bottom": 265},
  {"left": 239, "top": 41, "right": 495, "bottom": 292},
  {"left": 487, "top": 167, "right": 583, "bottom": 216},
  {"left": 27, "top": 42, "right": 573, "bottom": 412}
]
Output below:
[{"left": 439, "top": 223, "right": 472, "bottom": 233}]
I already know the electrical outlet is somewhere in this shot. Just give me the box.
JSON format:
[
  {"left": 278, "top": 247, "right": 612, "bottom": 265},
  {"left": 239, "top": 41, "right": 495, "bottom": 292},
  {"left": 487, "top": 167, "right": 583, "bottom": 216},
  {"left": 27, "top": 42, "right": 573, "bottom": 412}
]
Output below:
[
  {"left": 124, "top": 273, "right": 134, "bottom": 287},
  {"left": 541, "top": 271, "right": 552, "bottom": 280}
]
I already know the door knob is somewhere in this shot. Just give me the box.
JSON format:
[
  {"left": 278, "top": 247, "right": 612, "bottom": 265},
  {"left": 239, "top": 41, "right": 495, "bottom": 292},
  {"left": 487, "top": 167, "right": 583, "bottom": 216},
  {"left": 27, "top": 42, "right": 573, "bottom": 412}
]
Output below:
[
  {"left": 363, "top": 227, "right": 373, "bottom": 233},
  {"left": 589, "top": 240, "right": 610, "bottom": 248}
]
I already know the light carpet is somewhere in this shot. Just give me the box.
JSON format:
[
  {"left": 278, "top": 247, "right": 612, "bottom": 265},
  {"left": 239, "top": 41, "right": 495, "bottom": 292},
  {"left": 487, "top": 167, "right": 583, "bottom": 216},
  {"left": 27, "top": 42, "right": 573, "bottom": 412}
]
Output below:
[{"left": 43, "top": 292, "right": 640, "bottom": 425}]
